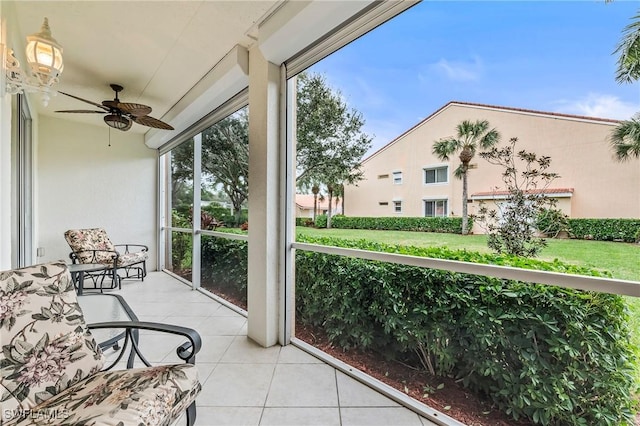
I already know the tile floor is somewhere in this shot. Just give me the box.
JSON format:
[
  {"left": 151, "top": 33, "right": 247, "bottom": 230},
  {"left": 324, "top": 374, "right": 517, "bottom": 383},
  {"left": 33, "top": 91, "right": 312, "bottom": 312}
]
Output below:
[{"left": 92, "top": 272, "right": 441, "bottom": 426}]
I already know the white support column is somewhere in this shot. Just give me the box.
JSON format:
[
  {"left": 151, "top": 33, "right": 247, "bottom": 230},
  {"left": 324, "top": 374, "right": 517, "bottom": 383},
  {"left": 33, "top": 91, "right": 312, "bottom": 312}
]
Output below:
[
  {"left": 192, "top": 133, "right": 202, "bottom": 291},
  {"left": 247, "top": 46, "right": 281, "bottom": 347}
]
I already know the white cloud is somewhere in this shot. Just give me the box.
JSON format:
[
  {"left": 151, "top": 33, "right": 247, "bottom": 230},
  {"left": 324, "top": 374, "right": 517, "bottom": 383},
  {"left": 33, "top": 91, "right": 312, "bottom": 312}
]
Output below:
[
  {"left": 429, "top": 56, "right": 482, "bottom": 82},
  {"left": 554, "top": 93, "right": 639, "bottom": 120},
  {"left": 354, "top": 77, "right": 386, "bottom": 108}
]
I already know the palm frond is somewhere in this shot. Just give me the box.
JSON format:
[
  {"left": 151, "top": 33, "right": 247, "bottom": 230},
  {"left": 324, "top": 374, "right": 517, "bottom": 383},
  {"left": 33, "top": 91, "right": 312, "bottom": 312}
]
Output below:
[
  {"left": 432, "top": 137, "right": 460, "bottom": 161},
  {"left": 615, "top": 12, "right": 640, "bottom": 84},
  {"left": 453, "top": 164, "right": 466, "bottom": 179},
  {"left": 610, "top": 118, "right": 640, "bottom": 161}
]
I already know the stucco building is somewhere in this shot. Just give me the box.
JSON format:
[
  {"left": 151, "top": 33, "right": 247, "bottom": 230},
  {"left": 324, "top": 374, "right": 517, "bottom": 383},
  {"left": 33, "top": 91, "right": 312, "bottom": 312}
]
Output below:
[{"left": 344, "top": 102, "right": 640, "bottom": 233}]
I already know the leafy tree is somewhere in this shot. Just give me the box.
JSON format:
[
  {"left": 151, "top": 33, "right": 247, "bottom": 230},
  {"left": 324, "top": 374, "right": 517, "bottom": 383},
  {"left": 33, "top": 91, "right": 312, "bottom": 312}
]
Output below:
[
  {"left": 170, "top": 139, "right": 194, "bottom": 216},
  {"left": 432, "top": 120, "right": 501, "bottom": 235},
  {"left": 611, "top": 11, "right": 640, "bottom": 161},
  {"left": 474, "top": 137, "right": 560, "bottom": 257},
  {"left": 296, "top": 72, "right": 372, "bottom": 228},
  {"left": 201, "top": 109, "right": 249, "bottom": 223}
]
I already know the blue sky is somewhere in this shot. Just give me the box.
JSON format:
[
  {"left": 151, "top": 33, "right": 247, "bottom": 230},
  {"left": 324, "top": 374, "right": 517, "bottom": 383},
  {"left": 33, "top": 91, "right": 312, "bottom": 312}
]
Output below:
[{"left": 309, "top": 1, "right": 640, "bottom": 154}]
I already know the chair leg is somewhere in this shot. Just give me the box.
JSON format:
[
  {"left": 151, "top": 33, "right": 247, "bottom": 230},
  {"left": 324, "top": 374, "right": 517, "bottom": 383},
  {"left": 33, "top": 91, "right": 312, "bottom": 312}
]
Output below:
[{"left": 186, "top": 402, "right": 196, "bottom": 426}]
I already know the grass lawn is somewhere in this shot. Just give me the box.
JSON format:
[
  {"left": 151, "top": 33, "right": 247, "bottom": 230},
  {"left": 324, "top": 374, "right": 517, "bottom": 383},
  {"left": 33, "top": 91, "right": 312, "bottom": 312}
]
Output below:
[{"left": 297, "top": 226, "right": 640, "bottom": 281}]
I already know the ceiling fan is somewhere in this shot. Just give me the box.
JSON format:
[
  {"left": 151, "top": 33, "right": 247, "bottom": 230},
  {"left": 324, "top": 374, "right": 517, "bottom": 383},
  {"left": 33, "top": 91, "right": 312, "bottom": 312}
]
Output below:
[{"left": 55, "top": 84, "right": 174, "bottom": 131}]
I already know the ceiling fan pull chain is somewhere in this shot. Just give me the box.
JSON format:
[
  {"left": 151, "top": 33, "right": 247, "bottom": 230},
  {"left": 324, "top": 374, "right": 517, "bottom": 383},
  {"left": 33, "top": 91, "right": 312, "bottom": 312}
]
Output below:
[{"left": 108, "top": 126, "right": 111, "bottom": 147}]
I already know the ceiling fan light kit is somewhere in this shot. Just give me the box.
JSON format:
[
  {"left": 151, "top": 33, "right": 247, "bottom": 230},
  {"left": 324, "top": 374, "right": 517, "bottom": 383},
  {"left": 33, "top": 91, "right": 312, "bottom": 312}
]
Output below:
[
  {"left": 104, "top": 114, "right": 132, "bottom": 131},
  {"left": 56, "top": 83, "right": 174, "bottom": 132},
  {"left": 4, "top": 17, "right": 64, "bottom": 106}
]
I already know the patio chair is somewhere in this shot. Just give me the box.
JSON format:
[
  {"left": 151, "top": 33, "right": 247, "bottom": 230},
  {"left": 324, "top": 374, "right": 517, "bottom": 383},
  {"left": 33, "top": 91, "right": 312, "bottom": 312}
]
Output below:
[
  {"left": 0, "top": 261, "right": 202, "bottom": 426},
  {"left": 64, "top": 228, "right": 148, "bottom": 291}
]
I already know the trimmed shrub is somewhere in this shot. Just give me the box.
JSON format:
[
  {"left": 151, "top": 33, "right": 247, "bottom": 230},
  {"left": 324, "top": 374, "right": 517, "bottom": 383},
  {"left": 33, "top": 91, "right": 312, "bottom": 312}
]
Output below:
[
  {"left": 296, "top": 217, "right": 315, "bottom": 227},
  {"left": 330, "top": 216, "right": 468, "bottom": 234},
  {"left": 536, "top": 208, "right": 569, "bottom": 237},
  {"left": 315, "top": 214, "right": 328, "bottom": 228},
  {"left": 200, "top": 235, "right": 248, "bottom": 305},
  {"left": 295, "top": 236, "right": 636, "bottom": 426},
  {"left": 568, "top": 218, "right": 640, "bottom": 242}
]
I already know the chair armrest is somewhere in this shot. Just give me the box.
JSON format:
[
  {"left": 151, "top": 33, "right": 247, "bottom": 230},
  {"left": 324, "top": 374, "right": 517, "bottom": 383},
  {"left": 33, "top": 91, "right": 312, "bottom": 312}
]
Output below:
[
  {"left": 114, "top": 244, "right": 149, "bottom": 253},
  {"left": 88, "top": 321, "right": 202, "bottom": 368},
  {"left": 69, "top": 249, "right": 119, "bottom": 264}
]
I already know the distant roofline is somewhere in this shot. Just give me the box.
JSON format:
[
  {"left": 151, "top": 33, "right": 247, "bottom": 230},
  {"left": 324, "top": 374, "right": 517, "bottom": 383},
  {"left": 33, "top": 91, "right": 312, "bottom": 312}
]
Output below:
[
  {"left": 471, "top": 187, "right": 575, "bottom": 200},
  {"left": 361, "top": 101, "right": 621, "bottom": 164}
]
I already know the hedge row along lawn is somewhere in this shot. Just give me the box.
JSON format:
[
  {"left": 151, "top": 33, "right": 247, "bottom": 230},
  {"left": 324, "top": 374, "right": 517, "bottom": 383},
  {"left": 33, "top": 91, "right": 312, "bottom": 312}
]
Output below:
[
  {"left": 297, "top": 226, "right": 640, "bottom": 401},
  {"left": 295, "top": 235, "right": 637, "bottom": 425}
]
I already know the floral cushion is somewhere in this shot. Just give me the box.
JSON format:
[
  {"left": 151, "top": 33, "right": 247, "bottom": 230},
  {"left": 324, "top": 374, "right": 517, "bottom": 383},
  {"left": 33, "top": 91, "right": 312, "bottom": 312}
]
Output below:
[
  {"left": 116, "top": 251, "right": 148, "bottom": 268},
  {"left": 64, "top": 228, "right": 118, "bottom": 265},
  {"left": 0, "top": 261, "right": 105, "bottom": 420},
  {"left": 4, "top": 364, "right": 201, "bottom": 426},
  {"left": 64, "top": 228, "right": 148, "bottom": 268}
]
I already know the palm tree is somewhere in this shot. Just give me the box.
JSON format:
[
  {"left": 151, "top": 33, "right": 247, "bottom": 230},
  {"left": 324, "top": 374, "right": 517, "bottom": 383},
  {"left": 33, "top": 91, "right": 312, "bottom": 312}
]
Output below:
[
  {"left": 611, "top": 13, "right": 640, "bottom": 161},
  {"left": 432, "top": 120, "right": 500, "bottom": 235},
  {"left": 610, "top": 116, "right": 640, "bottom": 161}
]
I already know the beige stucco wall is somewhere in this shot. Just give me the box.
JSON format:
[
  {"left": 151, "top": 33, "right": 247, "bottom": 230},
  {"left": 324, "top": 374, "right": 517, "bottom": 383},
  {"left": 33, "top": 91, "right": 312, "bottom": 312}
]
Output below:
[
  {"left": 37, "top": 116, "right": 158, "bottom": 269},
  {"left": 344, "top": 103, "right": 640, "bottom": 234}
]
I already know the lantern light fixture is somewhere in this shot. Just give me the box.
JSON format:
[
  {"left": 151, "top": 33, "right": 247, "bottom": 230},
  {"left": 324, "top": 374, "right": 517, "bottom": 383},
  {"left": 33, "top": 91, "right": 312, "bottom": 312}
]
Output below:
[{"left": 4, "top": 18, "right": 63, "bottom": 106}]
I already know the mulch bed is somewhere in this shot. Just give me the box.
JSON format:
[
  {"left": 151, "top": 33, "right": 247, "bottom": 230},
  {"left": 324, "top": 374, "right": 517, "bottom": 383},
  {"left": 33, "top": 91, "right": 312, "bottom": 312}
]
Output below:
[{"left": 295, "top": 322, "right": 531, "bottom": 426}]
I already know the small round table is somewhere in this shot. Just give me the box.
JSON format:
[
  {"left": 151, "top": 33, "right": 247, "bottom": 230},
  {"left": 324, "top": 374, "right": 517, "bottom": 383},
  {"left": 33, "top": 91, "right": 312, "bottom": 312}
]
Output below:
[{"left": 68, "top": 263, "right": 109, "bottom": 295}]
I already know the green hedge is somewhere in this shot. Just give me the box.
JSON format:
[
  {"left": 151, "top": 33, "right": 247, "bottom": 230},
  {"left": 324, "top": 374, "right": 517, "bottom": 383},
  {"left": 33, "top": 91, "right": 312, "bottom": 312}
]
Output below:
[
  {"left": 329, "top": 216, "right": 468, "bottom": 234},
  {"left": 295, "top": 236, "right": 635, "bottom": 426},
  {"left": 296, "top": 217, "right": 315, "bottom": 227},
  {"left": 198, "top": 234, "right": 636, "bottom": 425},
  {"left": 568, "top": 218, "right": 640, "bottom": 242},
  {"left": 200, "top": 235, "right": 248, "bottom": 305}
]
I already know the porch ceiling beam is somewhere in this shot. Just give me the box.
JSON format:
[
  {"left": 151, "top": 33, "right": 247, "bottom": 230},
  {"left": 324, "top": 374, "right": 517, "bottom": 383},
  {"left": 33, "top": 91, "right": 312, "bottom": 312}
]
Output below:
[{"left": 144, "top": 45, "right": 249, "bottom": 149}]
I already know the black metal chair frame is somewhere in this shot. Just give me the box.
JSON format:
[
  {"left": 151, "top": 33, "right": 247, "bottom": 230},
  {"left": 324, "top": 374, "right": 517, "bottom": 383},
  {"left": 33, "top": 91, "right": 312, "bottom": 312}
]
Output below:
[
  {"left": 88, "top": 320, "right": 202, "bottom": 426},
  {"left": 69, "top": 243, "right": 148, "bottom": 291}
]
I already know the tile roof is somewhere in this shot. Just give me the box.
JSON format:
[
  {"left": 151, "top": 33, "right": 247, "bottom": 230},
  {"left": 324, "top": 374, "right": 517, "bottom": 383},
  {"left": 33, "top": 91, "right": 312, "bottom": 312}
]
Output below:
[
  {"left": 471, "top": 188, "right": 575, "bottom": 198},
  {"left": 295, "top": 193, "right": 331, "bottom": 210},
  {"left": 363, "top": 101, "right": 620, "bottom": 164}
]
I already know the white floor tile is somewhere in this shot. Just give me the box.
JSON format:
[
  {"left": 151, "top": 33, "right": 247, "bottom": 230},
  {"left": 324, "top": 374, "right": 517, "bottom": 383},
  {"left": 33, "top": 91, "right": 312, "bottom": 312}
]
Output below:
[
  {"left": 260, "top": 407, "right": 340, "bottom": 426},
  {"left": 199, "top": 363, "right": 275, "bottom": 407},
  {"left": 340, "top": 407, "right": 424, "bottom": 426},
  {"left": 194, "top": 406, "right": 263, "bottom": 426},
  {"left": 219, "top": 336, "right": 280, "bottom": 364},
  {"left": 337, "top": 371, "right": 400, "bottom": 407},
  {"left": 265, "top": 364, "right": 338, "bottom": 407}
]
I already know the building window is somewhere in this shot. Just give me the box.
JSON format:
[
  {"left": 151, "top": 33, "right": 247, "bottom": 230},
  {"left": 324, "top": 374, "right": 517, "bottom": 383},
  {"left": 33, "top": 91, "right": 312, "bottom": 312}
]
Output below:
[
  {"left": 424, "top": 166, "right": 448, "bottom": 184},
  {"left": 424, "top": 199, "right": 447, "bottom": 217},
  {"left": 394, "top": 200, "right": 402, "bottom": 213},
  {"left": 379, "top": 201, "right": 389, "bottom": 206},
  {"left": 378, "top": 174, "right": 389, "bottom": 179},
  {"left": 393, "top": 171, "right": 402, "bottom": 184}
]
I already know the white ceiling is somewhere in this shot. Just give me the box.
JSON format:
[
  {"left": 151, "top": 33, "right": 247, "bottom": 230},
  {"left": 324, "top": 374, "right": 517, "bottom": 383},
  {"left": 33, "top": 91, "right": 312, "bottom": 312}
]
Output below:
[{"left": 8, "top": 1, "right": 281, "bottom": 134}]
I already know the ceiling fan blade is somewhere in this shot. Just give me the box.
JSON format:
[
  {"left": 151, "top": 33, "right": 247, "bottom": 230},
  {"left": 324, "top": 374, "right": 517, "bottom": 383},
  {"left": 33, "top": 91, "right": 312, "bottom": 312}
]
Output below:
[
  {"left": 58, "top": 91, "right": 109, "bottom": 111},
  {"left": 117, "top": 102, "right": 152, "bottom": 117},
  {"left": 132, "top": 115, "right": 174, "bottom": 130},
  {"left": 55, "top": 110, "right": 106, "bottom": 114}
]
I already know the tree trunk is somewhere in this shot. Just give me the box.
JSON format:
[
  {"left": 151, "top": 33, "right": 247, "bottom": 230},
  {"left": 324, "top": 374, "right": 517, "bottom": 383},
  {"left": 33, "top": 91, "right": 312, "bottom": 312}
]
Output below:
[
  {"left": 312, "top": 185, "right": 319, "bottom": 223},
  {"left": 461, "top": 165, "right": 469, "bottom": 235},
  {"left": 327, "top": 186, "right": 334, "bottom": 229},
  {"left": 313, "top": 193, "right": 318, "bottom": 222}
]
